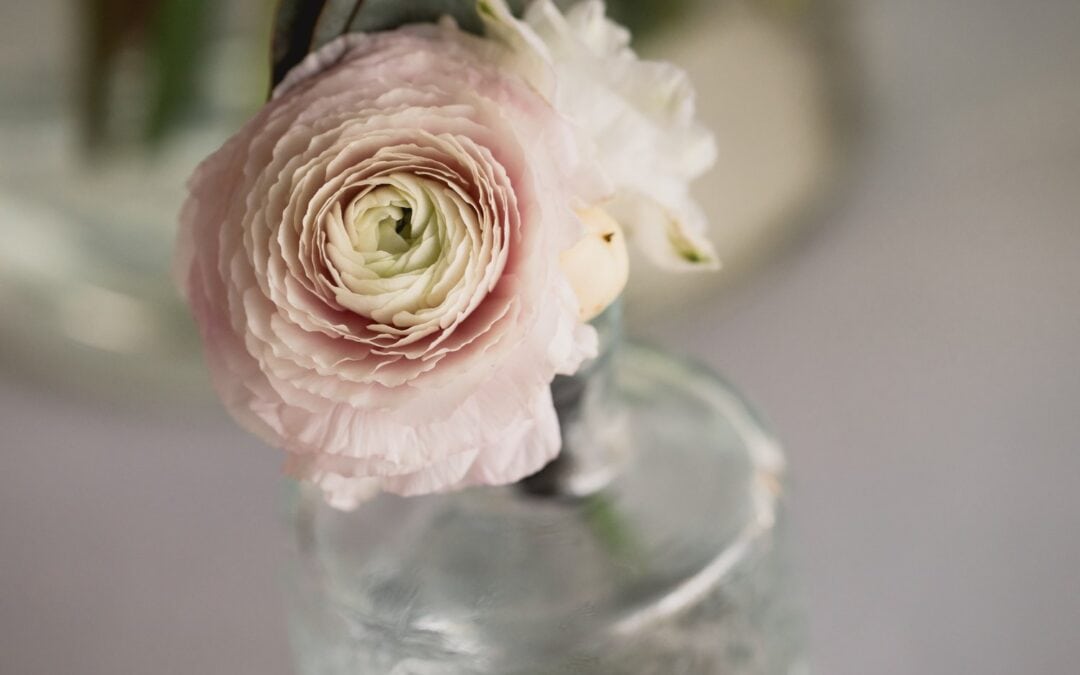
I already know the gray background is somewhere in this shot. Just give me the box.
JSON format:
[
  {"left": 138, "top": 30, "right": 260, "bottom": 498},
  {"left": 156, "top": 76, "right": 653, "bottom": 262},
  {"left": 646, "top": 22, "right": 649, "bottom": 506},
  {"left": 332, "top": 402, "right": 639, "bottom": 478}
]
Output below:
[{"left": 2, "top": 1, "right": 1079, "bottom": 673}]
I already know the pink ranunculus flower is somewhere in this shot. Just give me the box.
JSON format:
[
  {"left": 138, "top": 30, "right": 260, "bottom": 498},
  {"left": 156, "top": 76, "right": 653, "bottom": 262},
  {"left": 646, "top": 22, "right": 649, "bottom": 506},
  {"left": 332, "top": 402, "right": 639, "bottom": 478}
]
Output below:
[{"left": 175, "top": 21, "right": 607, "bottom": 508}]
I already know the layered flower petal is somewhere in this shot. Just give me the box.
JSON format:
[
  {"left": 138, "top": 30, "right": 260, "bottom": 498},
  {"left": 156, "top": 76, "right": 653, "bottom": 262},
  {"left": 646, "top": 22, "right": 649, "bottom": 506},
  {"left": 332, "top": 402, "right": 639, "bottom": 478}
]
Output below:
[{"left": 176, "top": 22, "right": 604, "bottom": 504}]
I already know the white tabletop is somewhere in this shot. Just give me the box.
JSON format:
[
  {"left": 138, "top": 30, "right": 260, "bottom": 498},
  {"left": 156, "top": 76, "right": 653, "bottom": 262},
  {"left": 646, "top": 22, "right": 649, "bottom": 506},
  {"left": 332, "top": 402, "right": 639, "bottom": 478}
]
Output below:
[{"left": 3, "top": 1, "right": 1079, "bottom": 674}]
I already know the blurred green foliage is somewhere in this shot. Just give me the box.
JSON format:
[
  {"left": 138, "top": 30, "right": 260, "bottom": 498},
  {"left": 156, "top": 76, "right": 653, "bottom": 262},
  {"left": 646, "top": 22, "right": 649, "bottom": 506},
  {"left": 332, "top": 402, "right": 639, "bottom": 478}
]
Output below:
[
  {"left": 601, "top": 0, "right": 697, "bottom": 43},
  {"left": 85, "top": 0, "right": 703, "bottom": 148},
  {"left": 273, "top": 0, "right": 699, "bottom": 88},
  {"left": 81, "top": 0, "right": 214, "bottom": 150},
  {"left": 146, "top": 0, "right": 213, "bottom": 144}
]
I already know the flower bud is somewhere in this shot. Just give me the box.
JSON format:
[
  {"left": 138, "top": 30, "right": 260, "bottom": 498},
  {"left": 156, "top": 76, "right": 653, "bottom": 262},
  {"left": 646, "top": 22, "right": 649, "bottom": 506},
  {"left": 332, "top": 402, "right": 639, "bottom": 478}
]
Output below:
[{"left": 562, "top": 206, "right": 629, "bottom": 321}]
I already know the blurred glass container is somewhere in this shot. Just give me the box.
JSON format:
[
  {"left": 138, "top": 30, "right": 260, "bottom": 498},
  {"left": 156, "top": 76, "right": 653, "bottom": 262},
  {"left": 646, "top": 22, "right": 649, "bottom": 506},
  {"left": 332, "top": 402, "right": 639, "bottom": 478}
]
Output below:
[
  {"left": 0, "top": 0, "right": 268, "bottom": 399},
  {"left": 286, "top": 308, "right": 806, "bottom": 673}
]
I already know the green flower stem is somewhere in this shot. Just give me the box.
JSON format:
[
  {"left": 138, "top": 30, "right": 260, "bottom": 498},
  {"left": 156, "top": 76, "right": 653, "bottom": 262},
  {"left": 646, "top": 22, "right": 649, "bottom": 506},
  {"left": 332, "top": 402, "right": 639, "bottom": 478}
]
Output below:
[
  {"left": 145, "top": 0, "right": 214, "bottom": 145},
  {"left": 79, "top": 0, "right": 215, "bottom": 151}
]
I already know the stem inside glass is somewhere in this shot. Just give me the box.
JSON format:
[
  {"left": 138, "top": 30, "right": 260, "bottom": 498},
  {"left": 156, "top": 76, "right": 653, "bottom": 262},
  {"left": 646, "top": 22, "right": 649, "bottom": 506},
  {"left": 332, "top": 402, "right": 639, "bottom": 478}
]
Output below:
[{"left": 519, "top": 301, "right": 627, "bottom": 498}]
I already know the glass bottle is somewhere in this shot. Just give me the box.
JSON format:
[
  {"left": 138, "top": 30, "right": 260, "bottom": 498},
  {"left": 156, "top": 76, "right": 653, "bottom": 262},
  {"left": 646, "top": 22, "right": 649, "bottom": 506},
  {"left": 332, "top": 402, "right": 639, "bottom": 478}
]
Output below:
[{"left": 284, "top": 306, "right": 806, "bottom": 674}]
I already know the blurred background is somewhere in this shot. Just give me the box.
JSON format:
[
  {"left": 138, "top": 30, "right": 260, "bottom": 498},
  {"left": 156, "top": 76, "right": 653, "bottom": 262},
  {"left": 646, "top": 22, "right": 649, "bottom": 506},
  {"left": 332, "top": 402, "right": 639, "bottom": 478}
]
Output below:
[{"left": 1, "top": 0, "right": 1077, "bottom": 673}]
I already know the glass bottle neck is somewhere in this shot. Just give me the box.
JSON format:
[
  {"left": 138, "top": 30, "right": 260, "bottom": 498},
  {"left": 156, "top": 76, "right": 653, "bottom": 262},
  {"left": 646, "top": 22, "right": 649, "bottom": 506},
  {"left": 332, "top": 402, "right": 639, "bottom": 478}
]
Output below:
[{"left": 519, "top": 302, "right": 626, "bottom": 498}]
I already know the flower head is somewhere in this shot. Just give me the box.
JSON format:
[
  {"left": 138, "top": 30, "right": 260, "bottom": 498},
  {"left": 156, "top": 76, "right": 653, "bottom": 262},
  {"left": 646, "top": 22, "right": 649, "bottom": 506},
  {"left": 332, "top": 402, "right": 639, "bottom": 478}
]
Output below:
[
  {"left": 176, "top": 1, "right": 716, "bottom": 507},
  {"left": 177, "top": 22, "right": 604, "bottom": 506}
]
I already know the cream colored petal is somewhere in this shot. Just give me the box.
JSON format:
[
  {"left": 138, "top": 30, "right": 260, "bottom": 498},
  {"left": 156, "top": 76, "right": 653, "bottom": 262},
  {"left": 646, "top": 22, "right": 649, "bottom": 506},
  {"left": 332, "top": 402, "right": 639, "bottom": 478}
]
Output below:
[
  {"left": 476, "top": 0, "right": 557, "bottom": 98},
  {"left": 560, "top": 206, "right": 629, "bottom": 321}
]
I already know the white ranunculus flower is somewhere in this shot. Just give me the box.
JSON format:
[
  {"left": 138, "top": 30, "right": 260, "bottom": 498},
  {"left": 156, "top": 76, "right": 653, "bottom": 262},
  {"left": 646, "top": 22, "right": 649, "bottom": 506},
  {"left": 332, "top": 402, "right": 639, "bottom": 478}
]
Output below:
[{"left": 480, "top": 0, "right": 719, "bottom": 269}]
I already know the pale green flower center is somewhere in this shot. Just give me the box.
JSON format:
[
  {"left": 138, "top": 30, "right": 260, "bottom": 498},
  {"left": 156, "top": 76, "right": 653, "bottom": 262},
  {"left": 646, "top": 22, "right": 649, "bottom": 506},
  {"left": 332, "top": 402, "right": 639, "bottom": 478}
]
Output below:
[
  {"left": 346, "top": 184, "right": 444, "bottom": 279},
  {"left": 325, "top": 172, "right": 484, "bottom": 329}
]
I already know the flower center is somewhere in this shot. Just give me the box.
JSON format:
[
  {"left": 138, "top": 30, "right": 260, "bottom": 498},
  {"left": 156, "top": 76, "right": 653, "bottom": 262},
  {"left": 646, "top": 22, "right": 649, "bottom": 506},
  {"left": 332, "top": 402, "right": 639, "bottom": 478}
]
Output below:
[
  {"left": 344, "top": 182, "right": 444, "bottom": 279},
  {"left": 321, "top": 170, "right": 487, "bottom": 329}
]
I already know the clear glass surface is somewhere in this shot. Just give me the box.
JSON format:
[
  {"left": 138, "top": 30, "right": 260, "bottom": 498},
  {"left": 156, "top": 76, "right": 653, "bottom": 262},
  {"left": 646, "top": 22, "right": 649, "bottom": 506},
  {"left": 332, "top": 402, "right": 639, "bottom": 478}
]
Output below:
[{"left": 284, "top": 342, "right": 806, "bottom": 674}]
